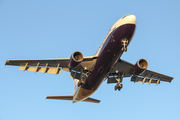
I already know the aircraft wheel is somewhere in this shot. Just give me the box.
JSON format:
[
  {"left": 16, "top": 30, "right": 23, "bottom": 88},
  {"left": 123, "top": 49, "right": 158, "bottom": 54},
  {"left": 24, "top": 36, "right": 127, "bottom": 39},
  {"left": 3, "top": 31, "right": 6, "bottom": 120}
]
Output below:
[
  {"left": 124, "top": 48, "right": 127, "bottom": 52},
  {"left": 122, "top": 47, "right": 127, "bottom": 52},
  {"left": 118, "top": 87, "right": 121, "bottom": 91},
  {"left": 120, "top": 84, "right": 123, "bottom": 88},
  {"left": 115, "top": 86, "right": 118, "bottom": 90}
]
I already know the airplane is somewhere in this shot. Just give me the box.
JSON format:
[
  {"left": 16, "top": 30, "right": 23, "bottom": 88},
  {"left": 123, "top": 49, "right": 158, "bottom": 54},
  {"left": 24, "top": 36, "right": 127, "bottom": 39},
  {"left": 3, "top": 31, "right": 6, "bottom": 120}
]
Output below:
[{"left": 5, "top": 14, "right": 173, "bottom": 103}]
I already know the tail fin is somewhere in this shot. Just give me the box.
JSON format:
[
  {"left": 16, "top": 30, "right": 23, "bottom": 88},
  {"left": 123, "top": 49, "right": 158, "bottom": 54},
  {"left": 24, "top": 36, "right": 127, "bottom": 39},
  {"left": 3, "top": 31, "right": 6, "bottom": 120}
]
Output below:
[
  {"left": 73, "top": 78, "right": 79, "bottom": 93},
  {"left": 46, "top": 95, "right": 100, "bottom": 103}
]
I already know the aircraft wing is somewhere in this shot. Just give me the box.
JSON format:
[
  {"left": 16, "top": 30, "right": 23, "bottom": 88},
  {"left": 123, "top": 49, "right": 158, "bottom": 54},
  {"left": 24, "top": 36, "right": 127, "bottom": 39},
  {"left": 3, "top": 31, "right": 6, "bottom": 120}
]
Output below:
[
  {"left": 5, "top": 56, "right": 98, "bottom": 74},
  {"left": 107, "top": 59, "right": 173, "bottom": 85}
]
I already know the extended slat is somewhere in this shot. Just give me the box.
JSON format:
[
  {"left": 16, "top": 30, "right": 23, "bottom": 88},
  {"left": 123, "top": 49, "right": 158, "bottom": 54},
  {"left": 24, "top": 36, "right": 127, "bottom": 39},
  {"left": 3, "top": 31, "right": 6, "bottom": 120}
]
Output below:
[{"left": 19, "top": 66, "right": 61, "bottom": 74}]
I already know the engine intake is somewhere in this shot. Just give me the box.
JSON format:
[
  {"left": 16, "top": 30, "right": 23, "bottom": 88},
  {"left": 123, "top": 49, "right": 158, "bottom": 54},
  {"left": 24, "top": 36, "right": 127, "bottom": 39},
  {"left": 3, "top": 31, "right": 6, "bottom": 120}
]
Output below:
[
  {"left": 69, "top": 51, "right": 83, "bottom": 69},
  {"left": 133, "top": 59, "right": 148, "bottom": 75}
]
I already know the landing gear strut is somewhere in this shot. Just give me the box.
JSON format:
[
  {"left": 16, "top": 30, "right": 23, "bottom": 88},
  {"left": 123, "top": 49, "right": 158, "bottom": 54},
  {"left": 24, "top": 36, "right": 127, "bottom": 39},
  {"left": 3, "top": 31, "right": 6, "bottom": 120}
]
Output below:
[
  {"left": 78, "top": 80, "right": 84, "bottom": 87},
  {"left": 77, "top": 71, "right": 88, "bottom": 87},
  {"left": 121, "top": 38, "right": 128, "bottom": 52},
  {"left": 114, "top": 72, "right": 123, "bottom": 91}
]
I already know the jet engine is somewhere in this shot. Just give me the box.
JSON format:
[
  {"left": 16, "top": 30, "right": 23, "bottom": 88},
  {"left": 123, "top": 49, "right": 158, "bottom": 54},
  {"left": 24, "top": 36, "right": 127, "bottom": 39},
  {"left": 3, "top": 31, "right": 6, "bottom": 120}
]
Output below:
[
  {"left": 133, "top": 59, "right": 148, "bottom": 75},
  {"left": 69, "top": 51, "right": 83, "bottom": 69}
]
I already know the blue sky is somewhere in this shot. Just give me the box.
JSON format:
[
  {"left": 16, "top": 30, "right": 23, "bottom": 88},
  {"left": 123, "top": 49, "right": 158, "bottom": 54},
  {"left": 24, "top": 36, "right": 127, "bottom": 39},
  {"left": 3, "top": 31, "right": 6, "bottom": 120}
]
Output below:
[{"left": 0, "top": 0, "right": 180, "bottom": 120}]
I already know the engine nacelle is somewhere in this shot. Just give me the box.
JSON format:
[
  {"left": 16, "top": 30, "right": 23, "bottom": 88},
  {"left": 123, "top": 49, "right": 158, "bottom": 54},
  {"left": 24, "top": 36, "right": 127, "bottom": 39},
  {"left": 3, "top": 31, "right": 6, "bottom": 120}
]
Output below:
[
  {"left": 69, "top": 51, "right": 83, "bottom": 69},
  {"left": 133, "top": 59, "right": 148, "bottom": 75}
]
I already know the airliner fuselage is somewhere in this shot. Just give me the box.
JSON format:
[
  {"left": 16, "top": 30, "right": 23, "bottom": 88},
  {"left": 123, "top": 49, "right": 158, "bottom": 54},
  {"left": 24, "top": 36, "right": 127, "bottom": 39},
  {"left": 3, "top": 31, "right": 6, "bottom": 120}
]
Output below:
[{"left": 73, "top": 15, "right": 136, "bottom": 102}]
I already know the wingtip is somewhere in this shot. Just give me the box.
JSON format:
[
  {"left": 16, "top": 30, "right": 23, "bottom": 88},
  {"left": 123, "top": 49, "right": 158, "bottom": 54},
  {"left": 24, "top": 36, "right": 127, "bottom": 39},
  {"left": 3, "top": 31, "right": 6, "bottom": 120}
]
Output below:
[
  {"left": 46, "top": 96, "right": 51, "bottom": 99},
  {"left": 169, "top": 77, "right": 174, "bottom": 83},
  {"left": 5, "top": 60, "right": 9, "bottom": 66}
]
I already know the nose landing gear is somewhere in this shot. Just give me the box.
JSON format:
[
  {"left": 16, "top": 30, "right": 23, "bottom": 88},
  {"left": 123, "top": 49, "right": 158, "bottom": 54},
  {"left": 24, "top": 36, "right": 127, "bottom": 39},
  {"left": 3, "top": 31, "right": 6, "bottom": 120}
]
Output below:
[{"left": 121, "top": 38, "right": 128, "bottom": 52}]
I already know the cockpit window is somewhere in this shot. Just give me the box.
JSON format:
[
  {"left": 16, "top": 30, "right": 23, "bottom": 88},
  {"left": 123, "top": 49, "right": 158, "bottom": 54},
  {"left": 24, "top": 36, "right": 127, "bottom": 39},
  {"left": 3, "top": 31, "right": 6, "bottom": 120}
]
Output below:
[{"left": 122, "top": 14, "right": 131, "bottom": 19}]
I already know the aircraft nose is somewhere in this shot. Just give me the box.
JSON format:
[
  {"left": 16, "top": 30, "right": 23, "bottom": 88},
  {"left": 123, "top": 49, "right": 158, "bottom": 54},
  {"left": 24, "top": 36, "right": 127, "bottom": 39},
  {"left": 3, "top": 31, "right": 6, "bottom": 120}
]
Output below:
[{"left": 128, "top": 15, "right": 136, "bottom": 25}]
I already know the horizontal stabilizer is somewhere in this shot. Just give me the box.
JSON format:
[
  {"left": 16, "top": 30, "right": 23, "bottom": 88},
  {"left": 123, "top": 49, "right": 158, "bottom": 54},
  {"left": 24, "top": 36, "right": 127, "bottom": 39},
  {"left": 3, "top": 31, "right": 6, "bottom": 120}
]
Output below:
[
  {"left": 46, "top": 95, "right": 100, "bottom": 103},
  {"left": 46, "top": 95, "right": 73, "bottom": 100},
  {"left": 83, "top": 97, "right": 100, "bottom": 103}
]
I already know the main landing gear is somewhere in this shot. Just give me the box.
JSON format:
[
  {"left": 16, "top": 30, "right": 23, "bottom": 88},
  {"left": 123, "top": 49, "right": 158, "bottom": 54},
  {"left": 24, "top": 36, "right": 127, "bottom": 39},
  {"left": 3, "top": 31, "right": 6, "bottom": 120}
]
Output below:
[
  {"left": 78, "top": 72, "right": 85, "bottom": 87},
  {"left": 78, "top": 80, "right": 84, "bottom": 87},
  {"left": 115, "top": 84, "right": 123, "bottom": 91},
  {"left": 77, "top": 69, "right": 90, "bottom": 87},
  {"left": 114, "top": 73, "right": 123, "bottom": 91},
  {"left": 121, "top": 38, "right": 128, "bottom": 52}
]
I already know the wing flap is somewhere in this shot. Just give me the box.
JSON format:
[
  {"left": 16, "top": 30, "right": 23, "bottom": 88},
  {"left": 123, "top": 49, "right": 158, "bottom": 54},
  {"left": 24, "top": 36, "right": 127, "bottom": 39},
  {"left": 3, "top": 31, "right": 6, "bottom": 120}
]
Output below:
[
  {"left": 107, "top": 77, "right": 122, "bottom": 84},
  {"left": 107, "top": 77, "right": 117, "bottom": 83},
  {"left": 19, "top": 66, "right": 62, "bottom": 74},
  {"left": 131, "top": 76, "right": 160, "bottom": 85}
]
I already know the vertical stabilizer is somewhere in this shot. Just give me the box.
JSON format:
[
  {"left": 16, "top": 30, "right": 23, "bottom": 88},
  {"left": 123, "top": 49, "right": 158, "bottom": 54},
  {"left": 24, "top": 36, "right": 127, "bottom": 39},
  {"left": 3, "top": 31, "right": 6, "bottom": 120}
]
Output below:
[{"left": 73, "top": 78, "right": 79, "bottom": 93}]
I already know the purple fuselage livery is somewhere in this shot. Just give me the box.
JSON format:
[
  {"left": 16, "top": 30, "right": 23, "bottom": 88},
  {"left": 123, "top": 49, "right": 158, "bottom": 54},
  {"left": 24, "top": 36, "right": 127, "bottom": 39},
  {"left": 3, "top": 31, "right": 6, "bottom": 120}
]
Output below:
[{"left": 73, "top": 15, "right": 136, "bottom": 102}]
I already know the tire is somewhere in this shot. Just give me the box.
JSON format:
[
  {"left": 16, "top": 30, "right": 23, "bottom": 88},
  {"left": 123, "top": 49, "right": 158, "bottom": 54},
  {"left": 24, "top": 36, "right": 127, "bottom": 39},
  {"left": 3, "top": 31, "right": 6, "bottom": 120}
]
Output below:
[
  {"left": 115, "top": 86, "right": 117, "bottom": 90},
  {"left": 118, "top": 87, "right": 121, "bottom": 91},
  {"left": 124, "top": 48, "right": 127, "bottom": 52}
]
